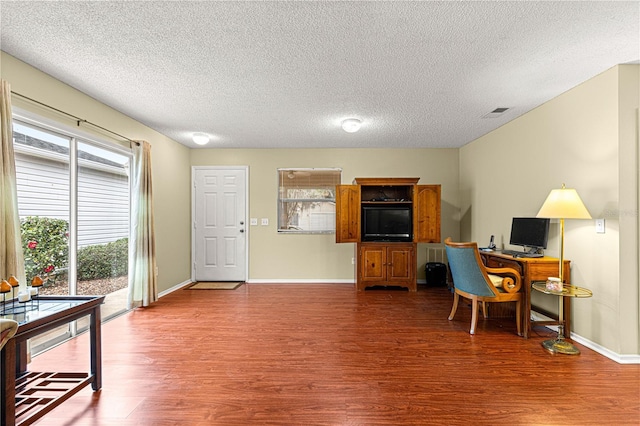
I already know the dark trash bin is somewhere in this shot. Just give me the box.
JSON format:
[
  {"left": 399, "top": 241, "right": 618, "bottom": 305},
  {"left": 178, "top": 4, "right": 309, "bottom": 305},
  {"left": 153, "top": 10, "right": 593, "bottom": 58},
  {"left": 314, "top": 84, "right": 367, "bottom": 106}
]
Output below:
[{"left": 425, "top": 262, "right": 447, "bottom": 287}]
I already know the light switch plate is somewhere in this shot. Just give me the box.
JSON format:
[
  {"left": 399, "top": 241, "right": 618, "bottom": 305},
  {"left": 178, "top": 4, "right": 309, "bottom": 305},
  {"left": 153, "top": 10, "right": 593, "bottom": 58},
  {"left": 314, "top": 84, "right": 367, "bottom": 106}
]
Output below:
[
  {"left": 595, "top": 218, "right": 605, "bottom": 234},
  {"left": 261, "top": 218, "right": 269, "bottom": 226},
  {"left": 250, "top": 218, "right": 258, "bottom": 226}
]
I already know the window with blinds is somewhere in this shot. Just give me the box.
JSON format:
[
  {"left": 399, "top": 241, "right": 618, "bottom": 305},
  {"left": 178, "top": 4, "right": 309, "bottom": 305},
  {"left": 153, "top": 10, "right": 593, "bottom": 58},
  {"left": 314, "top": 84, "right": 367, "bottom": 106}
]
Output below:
[{"left": 277, "top": 168, "right": 342, "bottom": 233}]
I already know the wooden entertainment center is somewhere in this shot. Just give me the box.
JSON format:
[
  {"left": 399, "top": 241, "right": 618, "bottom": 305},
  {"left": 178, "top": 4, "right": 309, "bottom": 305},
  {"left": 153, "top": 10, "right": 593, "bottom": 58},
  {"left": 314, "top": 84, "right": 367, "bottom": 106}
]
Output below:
[{"left": 336, "top": 178, "right": 441, "bottom": 291}]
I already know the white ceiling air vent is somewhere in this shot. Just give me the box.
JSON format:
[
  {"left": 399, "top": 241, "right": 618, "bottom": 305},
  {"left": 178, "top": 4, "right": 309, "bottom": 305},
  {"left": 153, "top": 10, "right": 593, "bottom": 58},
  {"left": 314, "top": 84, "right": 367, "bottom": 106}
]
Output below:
[{"left": 481, "top": 107, "right": 510, "bottom": 119}]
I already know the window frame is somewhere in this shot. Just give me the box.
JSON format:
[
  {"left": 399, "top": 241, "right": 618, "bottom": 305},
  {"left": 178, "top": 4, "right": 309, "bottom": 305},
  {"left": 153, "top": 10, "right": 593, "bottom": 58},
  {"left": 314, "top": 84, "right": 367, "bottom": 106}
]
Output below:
[
  {"left": 277, "top": 168, "right": 341, "bottom": 234},
  {"left": 12, "top": 107, "right": 133, "bottom": 322}
]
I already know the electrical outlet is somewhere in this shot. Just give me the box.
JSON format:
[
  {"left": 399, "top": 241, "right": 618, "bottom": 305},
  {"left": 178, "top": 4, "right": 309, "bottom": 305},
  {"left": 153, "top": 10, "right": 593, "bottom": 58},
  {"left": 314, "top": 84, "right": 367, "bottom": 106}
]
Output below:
[
  {"left": 250, "top": 218, "right": 258, "bottom": 226},
  {"left": 595, "top": 218, "right": 605, "bottom": 234},
  {"left": 351, "top": 257, "right": 355, "bottom": 265},
  {"left": 261, "top": 218, "right": 269, "bottom": 226}
]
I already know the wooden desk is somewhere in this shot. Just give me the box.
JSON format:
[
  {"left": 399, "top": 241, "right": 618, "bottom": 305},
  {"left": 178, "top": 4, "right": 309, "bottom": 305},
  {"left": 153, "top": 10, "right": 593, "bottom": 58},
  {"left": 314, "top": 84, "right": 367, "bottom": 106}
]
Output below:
[
  {"left": 480, "top": 252, "right": 570, "bottom": 339},
  {"left": 0, "top": 295, "right": 104, "bottom": 426}
]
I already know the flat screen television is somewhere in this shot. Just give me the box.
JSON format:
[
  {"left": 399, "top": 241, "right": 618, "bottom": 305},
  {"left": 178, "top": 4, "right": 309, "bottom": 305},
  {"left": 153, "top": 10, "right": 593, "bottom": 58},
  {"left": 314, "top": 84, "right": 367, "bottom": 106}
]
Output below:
[
  {"left": 362, "top": 205, "right": 412, "bottom": 242},
  {"left": 509, "top": 217, "right": 550, "bottom": 251}
]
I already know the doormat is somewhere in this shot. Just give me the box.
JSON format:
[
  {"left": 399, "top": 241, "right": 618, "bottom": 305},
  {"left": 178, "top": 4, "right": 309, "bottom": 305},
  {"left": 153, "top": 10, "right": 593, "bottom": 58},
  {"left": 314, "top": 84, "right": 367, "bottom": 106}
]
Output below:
[{"left": 186, "top": 282, "right": 244, "bottom": 290}]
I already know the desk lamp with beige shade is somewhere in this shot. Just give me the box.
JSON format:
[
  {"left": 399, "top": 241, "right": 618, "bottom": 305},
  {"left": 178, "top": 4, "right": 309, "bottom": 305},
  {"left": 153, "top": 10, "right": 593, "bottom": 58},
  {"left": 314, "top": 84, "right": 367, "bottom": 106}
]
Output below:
[{"left": 536, "top": 184, "right": 592, "bottom": 355}]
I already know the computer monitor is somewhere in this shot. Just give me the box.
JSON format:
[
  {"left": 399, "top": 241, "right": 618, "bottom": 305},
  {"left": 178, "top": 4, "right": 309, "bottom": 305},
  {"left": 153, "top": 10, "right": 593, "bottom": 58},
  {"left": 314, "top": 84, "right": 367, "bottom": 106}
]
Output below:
[{"left": 509, "top": 217, "right": 550, "bottom": 252}]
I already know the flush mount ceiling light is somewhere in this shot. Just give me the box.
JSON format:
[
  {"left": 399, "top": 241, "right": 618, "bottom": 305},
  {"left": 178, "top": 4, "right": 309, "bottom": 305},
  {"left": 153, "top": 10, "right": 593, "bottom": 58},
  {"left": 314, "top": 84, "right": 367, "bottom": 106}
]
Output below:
[
  {"left": 192, "top": 133, "right": 210, "bottom": 145},
  {"left": 341, "top": 118, "right": 362, "bottom": 133}
]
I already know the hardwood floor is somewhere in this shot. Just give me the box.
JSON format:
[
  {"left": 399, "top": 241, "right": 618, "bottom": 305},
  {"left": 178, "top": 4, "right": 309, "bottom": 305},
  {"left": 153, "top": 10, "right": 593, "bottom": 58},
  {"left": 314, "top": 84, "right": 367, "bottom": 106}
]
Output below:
[{"left": 28, "top": 284, "right": 639, "bottom": 425}]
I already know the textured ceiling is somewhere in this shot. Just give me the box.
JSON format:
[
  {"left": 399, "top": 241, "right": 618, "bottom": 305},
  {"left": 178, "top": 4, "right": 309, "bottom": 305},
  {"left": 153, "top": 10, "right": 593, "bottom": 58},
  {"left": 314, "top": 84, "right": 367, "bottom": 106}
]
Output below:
[{"left": 1, "top": 1, "right": 638, "bottom": 149}]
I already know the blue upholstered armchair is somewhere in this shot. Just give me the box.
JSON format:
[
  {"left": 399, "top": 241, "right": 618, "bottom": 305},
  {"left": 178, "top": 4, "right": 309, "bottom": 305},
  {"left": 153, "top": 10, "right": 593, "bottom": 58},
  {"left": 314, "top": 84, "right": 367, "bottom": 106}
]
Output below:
[{"left": 444, "top": 238, "right": 523, "bottom": 336}]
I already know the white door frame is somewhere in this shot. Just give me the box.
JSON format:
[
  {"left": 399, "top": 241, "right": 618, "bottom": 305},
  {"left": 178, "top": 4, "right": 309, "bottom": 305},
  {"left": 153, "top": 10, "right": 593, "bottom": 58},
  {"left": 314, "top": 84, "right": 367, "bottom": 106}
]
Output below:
[{"left": 191, "top": 165, "right": 250, "bottom": 282}]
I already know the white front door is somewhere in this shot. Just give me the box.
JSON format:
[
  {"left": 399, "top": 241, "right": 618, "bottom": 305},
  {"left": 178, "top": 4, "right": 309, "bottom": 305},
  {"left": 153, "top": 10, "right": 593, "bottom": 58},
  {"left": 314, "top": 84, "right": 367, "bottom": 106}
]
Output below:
[{"left": 193, "top": 167, "right": 247, "bottom": 281}]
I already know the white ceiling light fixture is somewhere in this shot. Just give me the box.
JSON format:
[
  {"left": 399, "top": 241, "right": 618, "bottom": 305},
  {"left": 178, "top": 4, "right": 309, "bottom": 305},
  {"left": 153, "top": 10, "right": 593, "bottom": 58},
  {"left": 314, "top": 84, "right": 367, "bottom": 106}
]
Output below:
[
  {"left": 341, "top": 118, "right": 362, "bottom": 133},
  {"left": 192, "top": 132, "right": 210, "bottom": 145}
]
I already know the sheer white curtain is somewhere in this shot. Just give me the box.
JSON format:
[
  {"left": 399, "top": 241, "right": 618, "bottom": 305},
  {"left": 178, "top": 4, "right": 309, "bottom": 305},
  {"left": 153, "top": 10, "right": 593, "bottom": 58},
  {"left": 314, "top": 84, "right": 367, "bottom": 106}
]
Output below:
[
  {"left": 127, "top": 140, "right": 157, "bottom": 308},
  {"left": 0, "top": 80, "right": 25, "bottom": 287}
]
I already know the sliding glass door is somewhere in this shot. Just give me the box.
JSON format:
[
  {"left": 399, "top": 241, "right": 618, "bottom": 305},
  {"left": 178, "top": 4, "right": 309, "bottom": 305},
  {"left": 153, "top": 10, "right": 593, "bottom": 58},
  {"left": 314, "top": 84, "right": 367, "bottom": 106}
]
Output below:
[
  {"left": 13, "top": 119, "right": 131, "bottom": 353},
  {"left": 77, "top": 141, "right": 130, "bottom": 319}
]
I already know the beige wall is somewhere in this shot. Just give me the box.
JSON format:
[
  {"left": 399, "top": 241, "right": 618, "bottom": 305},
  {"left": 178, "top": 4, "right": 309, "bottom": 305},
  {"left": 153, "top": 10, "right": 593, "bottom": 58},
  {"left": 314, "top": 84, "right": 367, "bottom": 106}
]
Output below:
[
  {"left": 5, "top": 48, "right": 636, "bottom": 358},
  {"left": 1, "top": 51, "right": 460, "bottom": 289},
  {"left": 1, "top": 52, "right": 193, "bottom": 293},
  {"left": 460, "top": 65, "right": 639, "bottom": 356},
  {"left": 617, "top": 65, "right": 640, "bottom": 356},
  {"left": 191, "top": 148, "right": 459, "bottom": 281}
]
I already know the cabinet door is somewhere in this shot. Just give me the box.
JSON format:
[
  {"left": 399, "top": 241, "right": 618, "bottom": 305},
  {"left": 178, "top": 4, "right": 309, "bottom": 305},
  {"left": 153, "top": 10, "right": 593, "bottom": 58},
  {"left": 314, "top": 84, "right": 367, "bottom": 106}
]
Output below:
[
  {"left": 360, "top": 245, "right": 386, "bottom": 282},
  {"left": 414, "top": 185, "right": 441, "bottom": 243},
  {"left": 387, "top": 245, "right": 413, "bottom": 282},
  {"left": 335, "top": 185, "right": 360, "bottom": 243}
]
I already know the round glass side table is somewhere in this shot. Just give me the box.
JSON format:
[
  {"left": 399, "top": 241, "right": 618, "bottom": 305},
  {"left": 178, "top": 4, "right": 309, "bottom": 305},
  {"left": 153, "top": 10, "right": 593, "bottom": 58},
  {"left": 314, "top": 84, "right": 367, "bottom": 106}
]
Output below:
[{"left": 532, "top": 282, "right": 592, "bottom": 355}]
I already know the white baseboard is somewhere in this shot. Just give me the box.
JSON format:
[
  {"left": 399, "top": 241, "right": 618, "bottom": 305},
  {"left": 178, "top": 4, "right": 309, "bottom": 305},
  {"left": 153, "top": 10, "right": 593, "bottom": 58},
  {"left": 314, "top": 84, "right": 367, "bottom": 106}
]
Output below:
[
  {"left": 158, "top": 279, "right": 191, "bottom": 298},
  {"left": 246, "top": 279, "right": 354, "bottom": 284},
  {"left": 531, "top": 312, "right": 640, "bottom": 364},
  {"left": 161, "top": 279, "right": 354, "bottom": 292},
  {"left": 569, "top": 333, "right": 640, "bottom": 364},
  {"left": 249, "top": 279, "right": 431, "bottom": 284}
]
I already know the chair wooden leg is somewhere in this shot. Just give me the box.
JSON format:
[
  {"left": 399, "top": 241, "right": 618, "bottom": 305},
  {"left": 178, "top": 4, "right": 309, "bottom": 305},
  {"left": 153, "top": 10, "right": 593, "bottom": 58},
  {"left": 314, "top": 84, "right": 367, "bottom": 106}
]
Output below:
[
  {"left": 516, "top": 299, "right": 522, "bottom": 336},
  {"left": 470, "top": 296, "right": 479, "bottom": 335},
  {"left": 481, "top": 301, "right": 488, "bottom": 318},
  {"left": 448, "top": 292, "right": 460, "bottom": 321}
]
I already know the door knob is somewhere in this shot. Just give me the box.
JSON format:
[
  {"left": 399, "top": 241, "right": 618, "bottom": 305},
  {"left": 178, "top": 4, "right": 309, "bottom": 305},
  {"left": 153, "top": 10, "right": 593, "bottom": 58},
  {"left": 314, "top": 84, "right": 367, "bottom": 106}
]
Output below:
[
  {"left": 240, "top": 221, "right": 245, "bottom": 225},
  {"left": 240, "top": 229, "right": 245, "bottom": 233}
]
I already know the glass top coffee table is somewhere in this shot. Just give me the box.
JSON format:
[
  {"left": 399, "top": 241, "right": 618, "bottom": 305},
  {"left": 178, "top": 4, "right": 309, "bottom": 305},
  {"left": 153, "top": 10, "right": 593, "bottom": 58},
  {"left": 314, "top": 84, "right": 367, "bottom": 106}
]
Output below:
[{"left": 0, "top": 295, "right": 105, "bottom": 426}]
